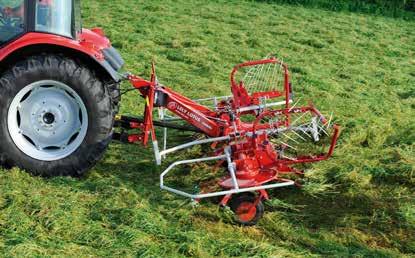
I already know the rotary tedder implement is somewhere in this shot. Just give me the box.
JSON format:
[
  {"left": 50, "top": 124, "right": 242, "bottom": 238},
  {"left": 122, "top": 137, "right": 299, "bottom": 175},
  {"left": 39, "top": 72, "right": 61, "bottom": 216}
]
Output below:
[{"left": 114, "top": 57, "right": 340, "bottom": 225}]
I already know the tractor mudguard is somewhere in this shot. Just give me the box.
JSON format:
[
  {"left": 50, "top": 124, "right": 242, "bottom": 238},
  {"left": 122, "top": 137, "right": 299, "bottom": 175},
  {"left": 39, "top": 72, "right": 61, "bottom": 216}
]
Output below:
[
  {"left": 0, "top": 30, "right": 125, "bottom": 82},
  {"left": 99, "top": 46, "right": 125, "bottom": 82},
  {"left": 102, "top": 46, "right": 125, "bottom": 73}
]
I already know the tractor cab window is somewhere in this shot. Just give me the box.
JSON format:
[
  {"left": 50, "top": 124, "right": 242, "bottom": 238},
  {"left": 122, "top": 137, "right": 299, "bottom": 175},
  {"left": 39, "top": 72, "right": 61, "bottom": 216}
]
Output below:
[
  {"left": 0, "top": 0, "right": 25, "bottom": 45},
  {"left": 35, "top": 0, "right": 73, "bottom": 38}
]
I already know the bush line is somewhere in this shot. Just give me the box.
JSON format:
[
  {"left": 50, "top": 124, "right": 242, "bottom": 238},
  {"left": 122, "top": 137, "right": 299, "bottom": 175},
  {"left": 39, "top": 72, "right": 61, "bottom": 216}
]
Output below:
[{"left": 255, "top": 0, "right": 415, "bottom": 19}]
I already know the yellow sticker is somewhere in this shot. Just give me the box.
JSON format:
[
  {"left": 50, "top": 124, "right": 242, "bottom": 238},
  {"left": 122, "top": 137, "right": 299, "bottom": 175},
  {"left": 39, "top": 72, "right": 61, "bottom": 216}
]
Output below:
[{"left": 146, "top": 96, "right": 150, "bottom": 107}]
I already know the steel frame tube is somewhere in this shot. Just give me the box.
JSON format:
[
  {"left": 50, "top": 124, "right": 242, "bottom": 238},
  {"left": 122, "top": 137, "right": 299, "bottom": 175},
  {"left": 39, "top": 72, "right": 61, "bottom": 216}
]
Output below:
[
  {"left": 159, "top": 135, "right": 230, "bottom": 157},
  {"left": 160, "top": 154, "right": 295, "bottom": 199},
  {"left": 237, "top": 99, "right": 293, "bottom": 113}
]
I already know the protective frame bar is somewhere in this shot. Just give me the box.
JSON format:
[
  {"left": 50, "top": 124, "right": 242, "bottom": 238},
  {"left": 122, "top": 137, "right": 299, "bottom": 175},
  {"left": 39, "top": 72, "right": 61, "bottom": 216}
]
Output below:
[{"left": 160, "top": 154, "right": 295, "bottom": 200}]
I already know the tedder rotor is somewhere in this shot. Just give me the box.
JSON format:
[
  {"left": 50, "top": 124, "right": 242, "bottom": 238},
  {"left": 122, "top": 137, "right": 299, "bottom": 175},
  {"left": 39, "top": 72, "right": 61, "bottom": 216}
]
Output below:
[{"left": 114, "top": 57, "right": 341, "bottom": 225}]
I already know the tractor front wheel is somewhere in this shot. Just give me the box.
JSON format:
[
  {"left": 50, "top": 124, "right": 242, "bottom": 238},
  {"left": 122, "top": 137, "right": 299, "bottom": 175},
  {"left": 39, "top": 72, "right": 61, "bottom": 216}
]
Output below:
[{"left": 0, "top": 55, "right": 114, "bottom": 177}]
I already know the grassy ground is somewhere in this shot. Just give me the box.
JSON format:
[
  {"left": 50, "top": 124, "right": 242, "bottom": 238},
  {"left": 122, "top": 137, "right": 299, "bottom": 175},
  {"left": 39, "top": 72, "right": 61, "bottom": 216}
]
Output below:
[{"left": 1, "top": 0, "right": 414, "bottom": 257}]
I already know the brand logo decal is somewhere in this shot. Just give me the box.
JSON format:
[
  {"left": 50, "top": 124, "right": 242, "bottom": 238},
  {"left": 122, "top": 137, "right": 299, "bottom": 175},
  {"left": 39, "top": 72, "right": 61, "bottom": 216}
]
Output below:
[
  {"left": 167, "top": 101, "right": 178, "bottom": 110},
  {"left": 167, "top": 101, "right": 202, "bottom": 123}
]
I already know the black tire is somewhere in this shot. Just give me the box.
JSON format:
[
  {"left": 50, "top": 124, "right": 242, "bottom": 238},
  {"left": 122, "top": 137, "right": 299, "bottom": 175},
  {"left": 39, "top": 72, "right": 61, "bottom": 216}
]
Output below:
[
  {"left": 107, "top": 80, "right": 121, "bottom": 115},
  {"left": 229, "top": 193, "right": 264, "bottom": 226},
  {"left": 0, "top": 54, "right": 114, "bottom": 177}
]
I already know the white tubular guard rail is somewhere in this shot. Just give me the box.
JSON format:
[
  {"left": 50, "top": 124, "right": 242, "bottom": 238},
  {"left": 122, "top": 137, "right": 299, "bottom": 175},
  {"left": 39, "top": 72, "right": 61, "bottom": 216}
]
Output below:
[
  {"left": 159, "top": 147, "right": 295, "bottom": 200},
  {"left": 154, "top": 110, "right": 318, "bottom": 200},
  {"left": 154, "top": 135, "right": 231, "bottom": 165}
]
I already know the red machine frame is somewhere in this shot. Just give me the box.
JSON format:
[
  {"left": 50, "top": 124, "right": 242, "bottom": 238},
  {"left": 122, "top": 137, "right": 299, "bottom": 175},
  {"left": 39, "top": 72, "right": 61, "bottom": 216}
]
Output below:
[{"left": 118, "top": 57, "right": 340, "bottom": 221}]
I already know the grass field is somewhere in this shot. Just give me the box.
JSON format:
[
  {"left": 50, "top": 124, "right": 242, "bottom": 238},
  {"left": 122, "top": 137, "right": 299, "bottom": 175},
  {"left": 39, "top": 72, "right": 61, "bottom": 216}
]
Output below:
[{"left": 1, "top": 0, "right": 414, "bottom": 257}]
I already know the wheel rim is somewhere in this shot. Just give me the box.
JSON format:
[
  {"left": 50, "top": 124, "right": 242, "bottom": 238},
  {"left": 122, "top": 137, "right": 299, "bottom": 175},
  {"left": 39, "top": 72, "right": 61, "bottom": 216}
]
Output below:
[
  {"left": 236, "top": 202, "right": 257, "bottom": 223},
  {"left": 7, "top": 80, "right": 88, "bottom": 161}
]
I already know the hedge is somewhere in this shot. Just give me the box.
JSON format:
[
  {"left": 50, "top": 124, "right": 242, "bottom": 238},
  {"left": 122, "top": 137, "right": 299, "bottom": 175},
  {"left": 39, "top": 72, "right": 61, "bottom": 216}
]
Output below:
[{"left": 256, "top": 0, "right": 415, "bottom": 18}]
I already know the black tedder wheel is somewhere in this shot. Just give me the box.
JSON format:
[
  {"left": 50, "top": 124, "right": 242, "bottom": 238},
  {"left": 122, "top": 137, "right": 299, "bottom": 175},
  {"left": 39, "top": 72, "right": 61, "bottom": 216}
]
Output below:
[
  {"left": 229, "top": 193, "right": 264, "bottom": 226},
  {"left": 0, "top": 54, "right": 114, "bottom": 177}
]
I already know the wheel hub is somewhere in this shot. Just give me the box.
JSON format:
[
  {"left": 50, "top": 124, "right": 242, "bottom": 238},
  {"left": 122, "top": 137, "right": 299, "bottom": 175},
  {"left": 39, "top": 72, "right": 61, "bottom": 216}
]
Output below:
[
  {"left": 7, "top": 80, "right": 88, "bottom": 161},
  {"left": 236, "top": 202, "right": 257, "bottom": 222},
  {"left": 42, "top": 112, "right": 55, "bottom": 125}
]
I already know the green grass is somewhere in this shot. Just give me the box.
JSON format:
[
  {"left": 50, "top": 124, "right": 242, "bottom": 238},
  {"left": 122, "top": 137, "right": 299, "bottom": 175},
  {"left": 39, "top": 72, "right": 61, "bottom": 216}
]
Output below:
[{"left": 1, "top": 0, "right": 415, "bottom": 256}]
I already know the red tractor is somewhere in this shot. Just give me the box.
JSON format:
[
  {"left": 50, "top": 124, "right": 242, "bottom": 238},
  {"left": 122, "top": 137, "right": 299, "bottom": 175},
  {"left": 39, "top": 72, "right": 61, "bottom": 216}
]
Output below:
[
  {"left": 1, "top": 0, "right": 340, "bottom": 225},
  {"left": 0, "top": 0, "right": 123, "bottom": 176}
]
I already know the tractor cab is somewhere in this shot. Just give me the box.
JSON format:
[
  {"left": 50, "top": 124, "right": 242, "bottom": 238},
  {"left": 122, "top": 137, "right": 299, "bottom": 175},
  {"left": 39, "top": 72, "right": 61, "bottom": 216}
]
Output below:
[{"left": 0, "top": 0, "right": 81, "bottom": 46}]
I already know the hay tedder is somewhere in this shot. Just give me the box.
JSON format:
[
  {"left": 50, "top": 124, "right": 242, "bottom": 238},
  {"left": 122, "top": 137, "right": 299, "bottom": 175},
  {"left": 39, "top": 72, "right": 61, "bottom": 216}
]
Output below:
[
  {"left": 112, "top": 58, "right": 340, "bottom": 225},
  {"left": 0, "top": 0, "right": 340, "bottom": 225}
]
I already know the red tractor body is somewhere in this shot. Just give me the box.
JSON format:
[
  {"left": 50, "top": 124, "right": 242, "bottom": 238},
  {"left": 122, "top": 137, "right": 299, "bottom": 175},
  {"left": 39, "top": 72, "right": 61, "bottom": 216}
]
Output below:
[
  {"left": 0, "top": 0, "right": 124, "bottom": 82},
  {"left": 1, "top": 29, "right": 110, "bottom": 62}
]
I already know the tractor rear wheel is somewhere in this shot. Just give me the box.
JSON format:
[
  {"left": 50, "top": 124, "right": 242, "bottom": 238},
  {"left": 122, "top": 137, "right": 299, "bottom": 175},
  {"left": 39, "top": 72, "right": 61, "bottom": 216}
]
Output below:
[{"left": 0, "top": 54, "right": 114, "bottom": 177}]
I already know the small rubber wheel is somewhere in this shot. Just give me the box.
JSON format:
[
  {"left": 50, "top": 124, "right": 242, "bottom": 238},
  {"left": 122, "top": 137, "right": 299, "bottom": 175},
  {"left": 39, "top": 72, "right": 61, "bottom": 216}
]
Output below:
[
  {"left": 229, "top": 194, "right": 264, "bottom": 226},
  {"left": 0, "top": 54, "right": 114, "bottom": 177}
]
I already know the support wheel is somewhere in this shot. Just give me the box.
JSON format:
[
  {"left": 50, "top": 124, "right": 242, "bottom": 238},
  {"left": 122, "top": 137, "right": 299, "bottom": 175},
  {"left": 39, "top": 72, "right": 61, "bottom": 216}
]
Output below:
[{"left": 229, "top": 194, "right": 264, "bottom": 226}]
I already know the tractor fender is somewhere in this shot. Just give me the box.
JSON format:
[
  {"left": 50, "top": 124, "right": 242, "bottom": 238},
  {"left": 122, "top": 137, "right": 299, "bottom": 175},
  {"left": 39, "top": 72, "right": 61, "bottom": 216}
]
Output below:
[{"left": 0, "top": 31, "right": 124, "bottom": 82}]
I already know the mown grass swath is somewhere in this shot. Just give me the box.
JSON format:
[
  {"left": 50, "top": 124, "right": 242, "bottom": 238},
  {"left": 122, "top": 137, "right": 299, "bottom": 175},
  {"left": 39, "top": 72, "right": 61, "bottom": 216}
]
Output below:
[{"left": 0, "top": 0, "right": 414, "bottom": 256}]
